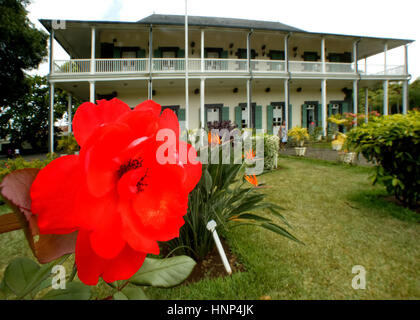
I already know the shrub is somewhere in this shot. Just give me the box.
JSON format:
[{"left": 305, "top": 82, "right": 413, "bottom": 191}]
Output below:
[
  {"left": 57, "top": 133, "right": 79, "bottom": 154},
  {"left": 166, "top": 143, "right": 299, "bottom": 260},
  {"left": 346, "top": 111, "right": 420, "bottom": 208},
  {"left": 288, "top": 126, "right": 309, "bottom": 147},
  {"left": 251, "top": 134, "right": 279, "bottom": 171}
]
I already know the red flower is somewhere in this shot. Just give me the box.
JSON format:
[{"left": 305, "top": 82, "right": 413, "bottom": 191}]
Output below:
[{"left": 30, "top": 99, "right": 202, "bottom": 285}]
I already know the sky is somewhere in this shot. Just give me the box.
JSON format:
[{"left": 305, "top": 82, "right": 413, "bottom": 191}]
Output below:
[{"left": 26, "top": 0, "right": 420, "bottom": 81}]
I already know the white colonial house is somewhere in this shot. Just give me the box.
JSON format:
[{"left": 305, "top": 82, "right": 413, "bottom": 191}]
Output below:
[{"left": 40, "top": 14, "right": 413, "bottom": 151}]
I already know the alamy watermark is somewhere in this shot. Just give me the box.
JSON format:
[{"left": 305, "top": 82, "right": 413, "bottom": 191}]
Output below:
[{"left": 352, "top": 265, "right": 366, "bottom": 290}]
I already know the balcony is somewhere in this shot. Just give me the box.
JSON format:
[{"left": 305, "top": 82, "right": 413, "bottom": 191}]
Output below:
[{"left": 52, "top": 58, "right": 407, "bottom": 77}]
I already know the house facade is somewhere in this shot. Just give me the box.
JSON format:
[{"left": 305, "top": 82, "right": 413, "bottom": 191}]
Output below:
[{"left": 40, "top": 14, "right": 413, "bottom": 151}]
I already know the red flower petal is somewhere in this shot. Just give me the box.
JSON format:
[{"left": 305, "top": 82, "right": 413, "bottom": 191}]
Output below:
[
  {"left": 134, "top": 100, "right": 162, "bottom": 118},
  {"left": 158, "top": 108, "right": 180, "bottom": 143},
  {"left": 73, "top": 98, "right": 131, "bottom": 147},
  {"left": 75, "top": 229, "right": 146, "bottom": 285},
  {"left": 30, "top": 155, "right": 81, "bottom": 234}
]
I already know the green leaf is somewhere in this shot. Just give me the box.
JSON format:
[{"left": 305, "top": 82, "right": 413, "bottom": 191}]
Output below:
[
  {"left": 261, "top": 222, "right": 303, "bottom": 244},
  {"left": 113, "top": 291, "right": 128, "bottom": 300},
  {"left": 234, "top": 213, "right": 272, "bottom": 222},
  {"left": 121, "top": 287, "right": 148, "bottom": 300},
  {"left": 41, "top": 282, "right": 91, "bottom": 300},
  {"left": 130, "top": 256, "right": 196, "bottom": 288},
  {"left": 4, "top": 257, "right": 40, "bottom": 296},
  {"left": 203, "top": 169, "right": 213, "bottom": 193}
]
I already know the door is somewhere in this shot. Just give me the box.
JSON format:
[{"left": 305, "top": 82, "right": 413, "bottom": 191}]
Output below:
[
  {"left": 122, "top": 51, "right": 136, "bottom": 71},
  {"left": 305, "top": 101, "right": 319, "bottom": 129},
  {"left": 239, "top": 103, "right": 258, "bottom": 128},
  {"left": 205, "top": 104, "right": 223, "bottom": 125},
  {"left": 272, "top": 103, "right": 285, "bottom": 136},
  {"left": 162, "top": 51, "right": 176, "bottom": 70}
]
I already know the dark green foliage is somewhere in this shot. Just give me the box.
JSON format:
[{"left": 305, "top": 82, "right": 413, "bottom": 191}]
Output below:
[
  {"left": 0, "top": 76, "right": 79, "bottom": 152},
  {"left": 346, "top": 111, "right": 420, "bottom": 208},
  {"left": 0, "top": 0, "right": 48, "bottom": 105}
]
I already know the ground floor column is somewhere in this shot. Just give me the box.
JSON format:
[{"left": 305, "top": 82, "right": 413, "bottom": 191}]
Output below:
[
  {"left": 67, "top": 93, "right": 72, "bottom": 133},
  {"left": 383, "top": 80, "right": 389, "bottom": 115},
  {"left": 49, "top": 82, "right": 55, "bottom": 153},
  {"left": 200, "top": 78, "right": 205, "bottom": 128},
  {"left": 365, "top": 87, "right": 369, "bottom": 123},
  {"left": 148, "top": 79, "right": 153, "bottom": 100},
  {"left": 353, "top": 80, "right": 359, "bottom": 126},
  {"left": 247, "top": 79, "right": 252, "bottom": 128},
  {"left": 89, "top": 81, "right": 96, "bottom": 103},
  {"left": 284, "top": 79, "right": 289, "bottom": 130},
  {"left": 321, "top": 79, "right": 327, "bottom": 136},
  {"left": 402, "top": 80, "right": 409, "bottom": 115}
]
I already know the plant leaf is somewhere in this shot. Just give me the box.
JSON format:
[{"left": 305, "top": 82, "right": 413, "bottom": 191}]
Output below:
[
  {"left": 130, "top": 256, "right": 196, "bottom": 288},
  {"left": 41, "top": 282, "right": 91, "bottom": 300},
  {"left": 0, "top": 169, "right": 77, "bottom": 263},
  {"left": 121, "top": 287, "right": 149, "bottom": 300},
  {"left": 4, "top": 257, "right": 40, "bottom": 296},
  {"left": 113, "top": 291, "right": 128, "bottom": 300},
  {"left": 261, "top": 222, "right": 303, "bottom": 244}
]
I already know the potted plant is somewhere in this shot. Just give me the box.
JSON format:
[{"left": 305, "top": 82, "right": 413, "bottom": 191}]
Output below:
[
  {"left": 288, "top": 126, "right": 309, "bottom": 156},
  {"left": 331, "top": 132, "right": 347, "bottom": 151},
  {"left": 57, "top": 133, "right": 80, "bottom": 155}
]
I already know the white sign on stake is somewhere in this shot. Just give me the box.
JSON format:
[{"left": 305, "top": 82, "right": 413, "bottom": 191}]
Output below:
[{"left": 206, "top": 220, "right": 232, "bottom": 275}]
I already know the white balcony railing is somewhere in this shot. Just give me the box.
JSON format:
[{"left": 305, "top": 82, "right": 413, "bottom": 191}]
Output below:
[
  {"left": 52, "top": 58, "right": 407, "bottom": 77},
  {"left": 96, "top": 59, "right": 148, "bottom": 73}
]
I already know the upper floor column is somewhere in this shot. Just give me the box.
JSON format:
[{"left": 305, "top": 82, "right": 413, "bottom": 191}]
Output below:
[{"left": 91, "top": 27, "right": 96, "bottom": 74}]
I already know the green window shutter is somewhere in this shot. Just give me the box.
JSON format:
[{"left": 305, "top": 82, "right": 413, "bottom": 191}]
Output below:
[
  {"left": 302, "top": 104, "right": 308, "bottom": 128},
  {"left": 271, "top": 52, "right": 285, "bottom": 60},
  {"left": 342, "top": 102, "right": 350, "bottom": 114},
  {"left": 113, "top": 47, "right": 122, "bottom": 58},
  {"left": 288, "top": 104, "right": 293, "bottom": 130},
  {"left": 177, "top": 49, "right": 185, "bottom": 58},
  {"left": 178, "top": 109, "right": 186, "bottom": 121},
  {"left": 267, "top": 105, "right": 273, "bottom": 134},
  {"left": 153, "top": 49, "right": 162, "bottom": 58},
  {"left": 328, "top": 104, "right": 333, "bottom": 118},
  {"left": 221, "top": 51, "right": 228, "bottom": 58},
  {"left": 136, "top": 49, "right": 146, "bottom": 58},
  {"left": 317, "top": 104, "right": 323, "bottom": 127},
  {"left": 204, "top": 49, "right": 208, "bottom": 58},
  {"left": 235, "top": 106, "right": 242, "bottom": 128},
  {"left": 255, "top": 105, "right": 263, "bottom": 129},
  {"left": 222, "top": 107, "right": 230, "bottom": 121}
]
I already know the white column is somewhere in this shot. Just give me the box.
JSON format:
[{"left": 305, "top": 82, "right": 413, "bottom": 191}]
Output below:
[
  {"left": 402, "top": 80, "right": 408, "bottom": 115},
  {"left": 321, "top": 37, "right": 326, "bottom": 73},
  {"left": 49, "top": 82, "right": 55, "bottom": 153},
  {"left": 148, "top": 80, "right": 153, "bottom": 100},
  {"left": 404, "top": 44, "right": 409, "bottom": 75},
  {"left": 67, "top": 93, "right": 72, "bottom": 133},
  {"left": 201, "top": 29, "right": 205, "bottom": 72},
  {"left": 353, "top": 40, "right": 358, "bottom": 74},
  {"left": 365, "top": 87, "right": 369, "bottom": 123},
  {"left": 384, "top": 42, "right": 388, "bottom": 75},
  {"left": 90, "top": 81, "right": 95, "bottom": 103},
  {"left": 148, "top": 25, "right": 153, "bottom": 98},
  {"left": 200, "top": 78, "right": 205, "bottom": 128},
  {"left": 49, "top": 29, "right": 55, "bottom": 74},
  {"left": 185, "top": 0, "right": 189, "bottom": 130},
  {"left": 353, "top": 80, "right": 358, "bottom": 125},
  {"left": 284, "top": 34, "right": 289, "bottom": 73},
  {"left": 91, "top": 27, "right": 96, "bottom": 74},
  {"left": 247, "top": 79, "right": 252, "bottom": 128},
  {"left": 383, "top": 80, "right": 389, "bottom": 115},
  {"left": 284, "top": 79, "right": 289, "bottom": 129},
  {"left": 364, "top": 58, "right": 367, "bottom": 75},
  {"left": 321, "top": 79, "right": 327, "bottom": 135}
]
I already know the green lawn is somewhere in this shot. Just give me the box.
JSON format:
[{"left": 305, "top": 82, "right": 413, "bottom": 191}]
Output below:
[{"left": 1, "top": 156, "right": 419, "bottom": 299}]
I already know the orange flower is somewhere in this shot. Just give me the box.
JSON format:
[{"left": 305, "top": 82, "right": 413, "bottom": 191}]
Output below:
[
  {"left": 208, "top": 132, "right": 221, "bottom": 145},
  {"left": 245, "top": 149, "right": 256, "bottom": 160},
  {"left": 245, "top": 174, "right": 258, "bottom": 187}
]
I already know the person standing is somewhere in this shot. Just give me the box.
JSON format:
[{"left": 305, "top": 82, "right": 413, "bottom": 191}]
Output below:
[{"left": 278, "top": 121, "right": 288, "bottom": 151}]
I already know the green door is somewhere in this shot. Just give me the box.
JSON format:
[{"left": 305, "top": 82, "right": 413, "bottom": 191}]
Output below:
[
  {"left": 222, "top": 107, "right": 230, "bottom": 121},
  {"left": 255, "top": 105, "right": 262, "bottom": 129},
  {"left": 178, "top": 109, "right": 186, "bottom": 122},
  {"left": 235, "top": 106, "right": 242, "bottom": 128},
  {"left": 288, "top": 104, "right": 293, "bottom": 130},
  {"left": 302, "top": 104, "right": 308, "bottom": 128}
]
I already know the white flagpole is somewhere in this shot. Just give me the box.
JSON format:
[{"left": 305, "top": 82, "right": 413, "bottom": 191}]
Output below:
[{"left": 185, "top": 0, "right": 189, "bottom": 131}]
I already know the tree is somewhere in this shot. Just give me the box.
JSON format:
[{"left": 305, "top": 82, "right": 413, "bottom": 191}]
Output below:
[
  {"left": 0, "top": 0, "right": 48, "bottom": 105},
  {"left": 0, "top": 76, "right": 79, "bottom": 152}
]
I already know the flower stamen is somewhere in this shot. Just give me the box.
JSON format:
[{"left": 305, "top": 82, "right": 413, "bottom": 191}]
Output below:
[{"left": 118, "top": 158, "right": 143, "bottom": 178}]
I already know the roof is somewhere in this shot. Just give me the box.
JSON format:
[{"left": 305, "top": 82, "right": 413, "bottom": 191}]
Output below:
[{"left": 137, "top": 14, "right": 304, "bottom": 32}]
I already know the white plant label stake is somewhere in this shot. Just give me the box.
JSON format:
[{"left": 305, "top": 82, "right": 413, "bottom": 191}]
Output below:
[{"left": 206, "top": 220, "right": 232, "bottom": 275}]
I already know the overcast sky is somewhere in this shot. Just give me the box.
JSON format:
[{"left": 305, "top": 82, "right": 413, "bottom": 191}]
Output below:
[{"left": 26, "top": 0, "right": 420, "bottom": 81}]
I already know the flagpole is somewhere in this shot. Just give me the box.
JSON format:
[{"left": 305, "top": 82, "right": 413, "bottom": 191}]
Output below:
[{"left": 185, "top": 0, "right": 189, "bottom": 131}]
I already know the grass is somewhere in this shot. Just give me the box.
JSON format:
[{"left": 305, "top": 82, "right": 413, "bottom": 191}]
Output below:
[{"left": 0, "top": 156, "right": 419, "bottom": 299}]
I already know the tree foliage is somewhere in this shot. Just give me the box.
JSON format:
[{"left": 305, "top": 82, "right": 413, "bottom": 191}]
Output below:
[
  {"left": 0, "top": 0, "right": 48, "bottom": 105},
  {"left": 0, "top": 76, "right": 79, "bottom": 152}
]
